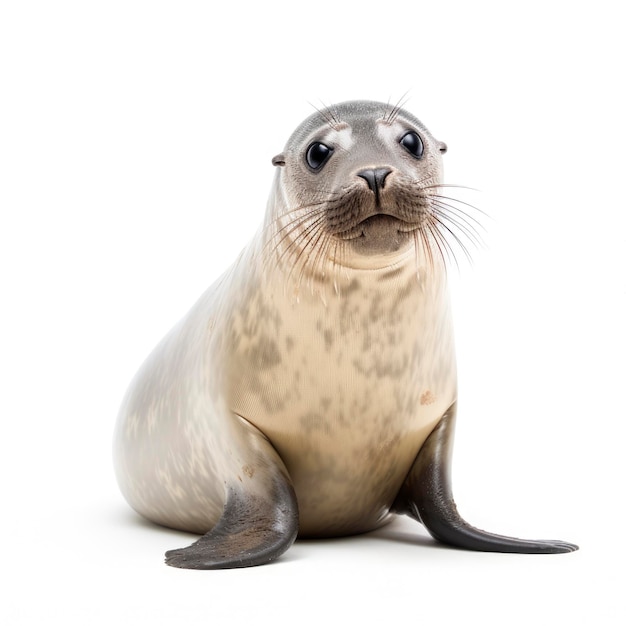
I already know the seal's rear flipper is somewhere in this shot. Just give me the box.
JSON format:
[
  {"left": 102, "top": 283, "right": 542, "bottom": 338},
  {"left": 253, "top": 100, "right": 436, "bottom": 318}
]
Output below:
[
  {"left": 392, "top": 403, "right": 578, "bottom": 554},
  {"left": 165, "top": 474, "right": 298, "bottom": 569}
]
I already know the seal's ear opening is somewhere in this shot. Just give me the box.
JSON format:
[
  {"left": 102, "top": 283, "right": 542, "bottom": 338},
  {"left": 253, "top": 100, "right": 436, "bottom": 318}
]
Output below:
[
  {"left": 439, "top": 142, "right": 448, "bottom": 154},
  {"left": 272, "top": 154, "right": 286, "bottom": 167}
]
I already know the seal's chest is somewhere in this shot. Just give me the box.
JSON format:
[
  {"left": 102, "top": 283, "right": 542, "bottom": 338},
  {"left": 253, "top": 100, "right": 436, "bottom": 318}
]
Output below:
[{"left": 230, "top": 273, "right": 455, "bottom": 448}]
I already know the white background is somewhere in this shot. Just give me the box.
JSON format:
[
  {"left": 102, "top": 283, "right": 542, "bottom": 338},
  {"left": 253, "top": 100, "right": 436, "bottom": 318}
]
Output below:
[{"left": 2, "top": 1, "right": 624, "bottom": 624}]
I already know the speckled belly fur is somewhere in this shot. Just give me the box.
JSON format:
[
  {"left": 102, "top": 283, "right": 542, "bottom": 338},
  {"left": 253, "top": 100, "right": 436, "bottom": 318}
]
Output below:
[{"left": 227, "top": 255, "right": 457, "bottom": 536}]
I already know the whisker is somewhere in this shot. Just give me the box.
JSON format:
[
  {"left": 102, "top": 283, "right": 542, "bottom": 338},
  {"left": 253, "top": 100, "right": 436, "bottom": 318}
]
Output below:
[
  {"left": 262, "top": 210, "right": 325, "bottom": 264},
  {"left": 425, "top": 219, "right": 451, "bottom": 270},
  {"left": 264, "top": 215, "right": 323, "bottom": 267},
  {"left": 277, "top": 213, "right": 327, "bottom": 278},
  {"left": 422, "top": 183, "right": 480, "bottom": 193},
  {"left": 332, "top": 237, "right": 341, "bottom": 297},
  {"left": 421, "top": 229, "right": 434, "bottom": 272},
  {"left": 429, "top": 198, "right": 487, "bottom": 232},
  {"left": 297, "top": 227, "right": 331, "bottom": 299},
  {"left": 413, "top": 229, "right": 430, "bottom": 277},
  {"left": 431, "top": 205, "right": 485, "bottom": 243},
  {"left": 385, "top": 91, "right": 410, "bottom": 124},
  {"left": 271, "top": 198, "right": 335, "bottom": 221},
  {"left": 430, "top": 204, "right": 485, "bottom": 248},
  {"left": 323, "top": 100, "right": 341, "bottom": 127},
  {"left": 431, "top": 214, "right": 474, "bottom": 266},
  {"left": 309, "top": 101, "right": 340, "bottom": 131},
  {"left": 299, "top": 218, "right": 330, "bottom": 293},
  {"left": 285, "top": 213, "right": 329, "bottom": 285},
  {"left": 264, "top": 194, "right": 341, "bottom": 230},
  {"left": 427, "top": 192, "right": 491, "bottom": 220},
  {"left": 383, "top": 97, "right": 393, "bottom": 124},
  {"left": 316, "top": 232, "right": 337, "bottom": 303}
]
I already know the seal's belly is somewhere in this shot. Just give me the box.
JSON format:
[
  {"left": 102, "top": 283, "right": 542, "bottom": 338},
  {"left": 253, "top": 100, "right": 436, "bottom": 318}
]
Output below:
[{"left": 228, "top": 273, "right": 456, "bottom": 536}]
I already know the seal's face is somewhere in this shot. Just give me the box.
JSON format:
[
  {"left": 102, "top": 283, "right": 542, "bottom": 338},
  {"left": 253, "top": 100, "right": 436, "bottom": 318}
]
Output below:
[{"left": 271, "top": 101, "right": 449, "bottom": 270}]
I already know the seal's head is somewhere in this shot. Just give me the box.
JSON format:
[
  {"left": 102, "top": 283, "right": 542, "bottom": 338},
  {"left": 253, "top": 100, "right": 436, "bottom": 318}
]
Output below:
[{"left": 267, "top": 100, "right": 464, "bottom": 277}]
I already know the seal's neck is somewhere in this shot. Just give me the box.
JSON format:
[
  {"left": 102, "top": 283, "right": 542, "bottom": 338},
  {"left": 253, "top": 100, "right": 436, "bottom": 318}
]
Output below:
[
  {"left": 256, "top": 177, "right": 448, "bottom": 303},
  {"left": 254, "top": 233, "right": 446, "bottom": 308}
]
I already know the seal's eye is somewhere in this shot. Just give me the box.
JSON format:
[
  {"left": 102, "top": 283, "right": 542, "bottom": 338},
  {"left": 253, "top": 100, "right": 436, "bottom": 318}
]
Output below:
[
  {"left": 306, "top": 142, "right": 333, "bottom": 171},
  {"left": 400, "top": 131, "right": 424, "bottom": 159}
]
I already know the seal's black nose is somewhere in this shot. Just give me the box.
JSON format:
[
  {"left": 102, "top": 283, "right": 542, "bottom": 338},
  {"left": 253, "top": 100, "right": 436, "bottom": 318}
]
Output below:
[{"left": 357, "top": 168, "right": 392, "bottom": 194}]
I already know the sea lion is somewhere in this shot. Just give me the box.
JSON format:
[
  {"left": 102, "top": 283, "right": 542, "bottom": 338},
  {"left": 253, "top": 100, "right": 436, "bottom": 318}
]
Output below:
[{"left": 113, "top": 100, "right": 578, "bottom": 569}]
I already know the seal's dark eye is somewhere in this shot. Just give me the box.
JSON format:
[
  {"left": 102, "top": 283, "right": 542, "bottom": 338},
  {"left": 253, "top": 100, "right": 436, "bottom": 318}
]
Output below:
[
  {"left": 306, "top": 142, "right": 333, "bottom": 170},
  {"left": 400, "top": 131, "right": 424, "bottom": 159}
]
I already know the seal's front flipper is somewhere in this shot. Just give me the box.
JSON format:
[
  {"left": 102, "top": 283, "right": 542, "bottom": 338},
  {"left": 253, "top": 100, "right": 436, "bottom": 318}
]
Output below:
[
  {"left": 392, "top": 403, "right": 578, "bottom": 554},
  {"left": 165, "top": 470, "right": 298, "bottom": 569}
]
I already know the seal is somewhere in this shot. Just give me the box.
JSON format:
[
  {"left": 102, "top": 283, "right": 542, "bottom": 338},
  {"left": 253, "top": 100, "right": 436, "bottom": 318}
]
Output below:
[{"left": 113, "top": 100, "right": 578, "bottom": 569}]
